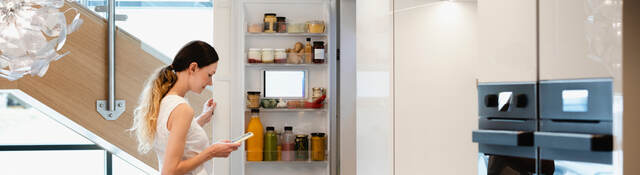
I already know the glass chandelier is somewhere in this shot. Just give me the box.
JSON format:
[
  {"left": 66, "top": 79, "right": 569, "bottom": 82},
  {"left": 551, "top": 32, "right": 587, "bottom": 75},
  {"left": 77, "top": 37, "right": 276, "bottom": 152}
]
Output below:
[{"left": 0, "top": 0, "right": 82, "bottom": 81}]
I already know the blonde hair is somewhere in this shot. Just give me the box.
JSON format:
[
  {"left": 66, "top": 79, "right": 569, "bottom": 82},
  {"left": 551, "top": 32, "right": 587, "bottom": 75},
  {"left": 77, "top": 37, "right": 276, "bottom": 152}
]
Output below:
[{"left": 130, "top": 65, "right": 177, "bottom": 153}]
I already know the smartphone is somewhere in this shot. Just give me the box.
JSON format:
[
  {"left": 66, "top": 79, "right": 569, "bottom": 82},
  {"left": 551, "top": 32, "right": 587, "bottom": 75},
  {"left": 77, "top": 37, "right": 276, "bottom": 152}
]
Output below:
[{"left": 231, "top": 132, "right": 254, "bottom": 144}]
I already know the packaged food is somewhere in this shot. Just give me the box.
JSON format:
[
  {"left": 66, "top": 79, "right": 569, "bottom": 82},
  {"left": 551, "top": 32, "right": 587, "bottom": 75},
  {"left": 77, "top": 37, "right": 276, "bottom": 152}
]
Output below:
[
  {"left": 247, "top": 91, "right": 261, "bottom": 108},
  {"left": 287, "top": 23, "right": 306, "bottom": 33},
  {"left": 295, "top": 134, "right": 309, "bottom": 161},
  {"left": 246, "top": 109, "right": 263, "bottom": 161},
  {"left": 304, "top": 38, "right": 313, "bottom": 64},
  {"left": 261, "top": 48, "right": 275, "bottom": 63},
  {"left": 276, "top": 17, "right": 287, "bottom": 33},
  {"left": 275, "top": 49, "right": 287, "bottom": 63},
  {"left": 263, "top": 13, "right": 277, "bottom": 33},
  {"left": 311, "top": 133, "right": 326, "bottom": 161},
  {"left": 264, "top": 127, "right": 278, "bottom": 161},
  {"left": 248, "top": 23, "right": 263, "bottom": 33},
  {"left": 313, "top": 41, "right": 325, "bottom": 64},
  {"left": 248, "top": 48, "right": 262, "bottom": 63},
  {"left": 307, "top": 20, "right": 325, "bottom": 33}
]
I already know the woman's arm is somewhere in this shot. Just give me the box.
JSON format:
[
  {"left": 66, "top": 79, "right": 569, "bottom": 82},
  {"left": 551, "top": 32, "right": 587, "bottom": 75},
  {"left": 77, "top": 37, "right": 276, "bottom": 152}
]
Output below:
[{"left": 161, "top": 103, "right": 240, "bottom": 175}]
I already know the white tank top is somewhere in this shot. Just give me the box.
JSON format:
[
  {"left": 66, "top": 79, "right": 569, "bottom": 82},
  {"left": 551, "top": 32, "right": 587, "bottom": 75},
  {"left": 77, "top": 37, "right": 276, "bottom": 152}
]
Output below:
[{"left": 153, "top": 95, "right": 211, "bottom": 175}]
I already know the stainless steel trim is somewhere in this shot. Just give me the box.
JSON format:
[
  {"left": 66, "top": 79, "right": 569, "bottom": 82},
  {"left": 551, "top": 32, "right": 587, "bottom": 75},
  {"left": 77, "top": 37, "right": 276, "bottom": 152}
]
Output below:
[{"left": 96, "top": 0, "right": 125, "bottom": 120}]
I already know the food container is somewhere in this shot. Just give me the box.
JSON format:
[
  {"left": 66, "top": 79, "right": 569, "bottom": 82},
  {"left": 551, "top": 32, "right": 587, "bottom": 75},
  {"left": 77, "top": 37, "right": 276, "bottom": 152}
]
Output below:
[
  {"left": 261, "top": 48, "right": 275, "bottom": 63},
  {"left": 307, "top": 20, "right": 325, "bottom": 33},
  {"left": 312, "top": 87, "right": 326, "bottom": 102},
  {"left": 247, "top": 23, "right": 263, "bottom": 33},
  {"left": 310, "top": 133, "right": 326, "bottom": 161},
  {"left": 263, "top": 13, "right": 277, "bottom": 33},
  {"left": 247, "top": 91, "right": 261, "bottom": 108},
  {"left": 276, "top": 17, "right": 287, "bottom": 33},
  {"left": 261, "top": 99, "right": 279, "bottom": 108},
  {"left": 275, "top": 49, "right": 287, "bottom": 63},
  {"left": 248, "top": 48, "right": 262, "bottom": 63},
  {"left": 287, "top": 23, "right": 306, "bottom": 33},
  {"left": 287, "top": 52, "right": 303, "bottom": 64}
]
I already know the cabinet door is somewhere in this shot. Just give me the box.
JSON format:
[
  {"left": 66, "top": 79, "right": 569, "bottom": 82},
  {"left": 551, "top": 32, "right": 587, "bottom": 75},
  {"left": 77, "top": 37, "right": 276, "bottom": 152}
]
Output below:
[
  {"left": 478, "top": 0, "right": 537, "bottom": 83},
  {"left": 538, "top": 0, "right": 621, "bottom": 174}
]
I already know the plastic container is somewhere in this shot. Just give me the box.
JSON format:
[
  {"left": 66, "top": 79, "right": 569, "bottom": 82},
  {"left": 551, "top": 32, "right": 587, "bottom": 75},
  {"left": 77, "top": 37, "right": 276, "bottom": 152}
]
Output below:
[
  {"left": 261, "top": 48, "right": 274, "bottom": 63},
  {"left": 275, "top": 49, "right": 287, "bottom": 63},
  {"left": 248, "top": 48, "right": 262, "bottom": 63},
  {"left": 281, "top": 126, "right": 295, "bottom": 161},
  {"left": 307, "top": 20, "right": 325, "bottom": 33},
  {"left": 248, "top": 23, "right": 263, "bottom": 33},
  {"left": 287, "top": 23, "right": 306, "bottom": 33}
]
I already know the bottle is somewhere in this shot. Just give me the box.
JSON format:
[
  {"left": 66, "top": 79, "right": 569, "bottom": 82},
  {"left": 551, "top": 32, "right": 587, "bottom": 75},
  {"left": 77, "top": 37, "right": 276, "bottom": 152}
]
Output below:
[
  {"left": 277, "top": 131, "right": 283, "bottom": 161},
  {"left": 263, "top": 126, "right": 278, "bottom": 161},
  {"left": 281, "top": 126, "right": 295, "bottom": 161},
  {"left": 246, "top": 109, "right": 264, "bottom": 161},
  {"left": 311, "top": 133, "right": 326, "bottom": 161},
  {"left": 313, "top": 41, "right": 325, "bottom": 64},
  {"left": 304, "top": 38, "right": 313, "bottom": 64},
  {"left": 295, "top": 134, "right": 309, "bottom": 161}
]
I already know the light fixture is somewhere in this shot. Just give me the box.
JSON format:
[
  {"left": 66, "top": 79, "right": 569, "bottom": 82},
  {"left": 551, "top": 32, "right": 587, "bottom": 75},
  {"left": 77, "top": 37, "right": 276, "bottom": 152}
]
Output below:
[{"left": 0, "top": 0, "right": 83, "bottom": 81}]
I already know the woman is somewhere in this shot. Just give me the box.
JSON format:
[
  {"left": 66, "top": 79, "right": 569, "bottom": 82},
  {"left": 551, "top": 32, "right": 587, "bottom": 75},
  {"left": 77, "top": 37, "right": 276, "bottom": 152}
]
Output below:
[{"left": 131, "top": 40, "right": 240, "bottom": 175}]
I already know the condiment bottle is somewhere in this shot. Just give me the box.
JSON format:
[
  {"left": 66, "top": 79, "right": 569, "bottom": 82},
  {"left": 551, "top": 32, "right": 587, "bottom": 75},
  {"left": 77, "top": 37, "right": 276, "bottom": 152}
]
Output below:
[
  {"left": 246, "top": 109, "right": 264, "bottom": 161},
  {"left": 264, "top": 126, "right": 278, "bottom": 161},
  {"left": 313, "top": 41, "right": 325, "bottom": 64},
  {"left": 304, "top": 38, "right": 313, "bottom": 64}
]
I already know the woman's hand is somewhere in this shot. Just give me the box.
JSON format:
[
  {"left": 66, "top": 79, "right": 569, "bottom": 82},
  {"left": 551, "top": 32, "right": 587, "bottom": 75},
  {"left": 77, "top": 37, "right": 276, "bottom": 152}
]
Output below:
[
  {"left": 197, "top": 98, "right": 216, "bottom": 126},
  {"left": 206, "top": 140, "right": 241, "bottom": 159}
]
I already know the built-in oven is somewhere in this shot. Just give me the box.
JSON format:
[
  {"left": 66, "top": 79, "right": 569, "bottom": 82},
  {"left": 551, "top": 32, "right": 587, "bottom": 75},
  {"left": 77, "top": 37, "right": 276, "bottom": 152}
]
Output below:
[{"left": 473, "top": 79, "right": 614, "bottom": 175}]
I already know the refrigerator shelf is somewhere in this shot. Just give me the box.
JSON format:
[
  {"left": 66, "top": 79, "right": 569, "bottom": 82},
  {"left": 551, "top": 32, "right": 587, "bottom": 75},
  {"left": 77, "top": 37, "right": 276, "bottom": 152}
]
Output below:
[
  {"left": 245, "top": 160, "right": 328, "bottom": 165},
  {"left": 246, "top": 32, "right": 327, "bottom": 37},
  {"left": 245, "top": 107, "right": 327, "bottom": 112},
  {"left": 245, "top": 63, "right": 327, "bottom": 68}
]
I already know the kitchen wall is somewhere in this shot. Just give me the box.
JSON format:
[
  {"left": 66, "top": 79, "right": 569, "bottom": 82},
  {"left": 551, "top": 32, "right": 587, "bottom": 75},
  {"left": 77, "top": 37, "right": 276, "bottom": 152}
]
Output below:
[{"left": 393, "top": 1, "right": 478, "bottom": 174}]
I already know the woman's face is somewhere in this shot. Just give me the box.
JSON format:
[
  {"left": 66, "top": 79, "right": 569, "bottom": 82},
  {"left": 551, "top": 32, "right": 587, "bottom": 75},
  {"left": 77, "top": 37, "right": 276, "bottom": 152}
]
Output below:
[{"left": 187, "top": 62, "right": 218, "bottom": 94}]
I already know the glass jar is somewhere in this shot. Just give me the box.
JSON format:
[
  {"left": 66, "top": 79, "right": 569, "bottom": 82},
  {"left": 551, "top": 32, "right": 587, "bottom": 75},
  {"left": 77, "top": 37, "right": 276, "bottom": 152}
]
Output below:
[
  {"left": 247, "top": 23, "right": 263, "bottom": 33},
  {"left": 307, "top": 20, "right": 325, "bottom": 33},
  {"left": 310, "top": 133, "right": 326, "bottom": 161},
  {"left": 287, "top": 23, "right": 306, "bottom": 33},
  {"left": 275, "top": 49, "right": 287, "bottom": 63},
  {"left": 276, "top": 17, "right": 287, "bottom": 33},
  {"left": 263, "top": 13, "right": 277, "bottom": 33},
  {"left": 247, "top": 91, "right": 261, "bottom": 108},
  {"left": 313, "top": 41, "right": 325, "bottom": 64},
  {"left": 248, "top": 48, "right": 262, "bottom": 63},
  {"left": 261, "top": 48, "right": 275, "bottom": 63},
  {"left": 295, "top": 134, "right": 309, "bottom": 161},
  {"left": 312, "top": 87, "right": 325, "bottom": 102}
]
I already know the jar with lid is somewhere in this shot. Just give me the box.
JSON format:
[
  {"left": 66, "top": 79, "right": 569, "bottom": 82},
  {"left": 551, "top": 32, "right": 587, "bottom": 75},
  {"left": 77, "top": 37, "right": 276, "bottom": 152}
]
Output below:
[
  {"left": 312, "top": 87, "right": 325, "bottom": 102},
  {"left": 248, "top": 48, "right": 262, "bottom": 63},
  {"left": 274, "top": 49, "right": 287, "bottom": 63},
  {"left": 263, "top": 13, "right": 277, "bottom": 33},
  {"left": 295, "top": 134, "right": 309, "bottom": 161},
  {"left": 261, "top": 48, "right": 275, "bottom": 63},
  {"left": 310, "top": 133, "right": 326, "bottom": 161},
  {"left": 307, "top": 20, "right": 325, "bottom": 33},
  {"left": 312, "top": 41, "right": 325, "bottom": 64},
  {"left": 247, "top": 91, "right": 261, "bottom": 108},
  {"left": 276, "top": 17, "right": 287, "bottom": 33}
]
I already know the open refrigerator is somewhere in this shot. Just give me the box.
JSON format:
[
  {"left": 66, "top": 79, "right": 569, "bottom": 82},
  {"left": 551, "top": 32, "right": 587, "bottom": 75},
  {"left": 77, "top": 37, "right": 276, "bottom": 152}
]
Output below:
[{"left": 230, "top": 0, "right": 337, "bottom": 175}]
